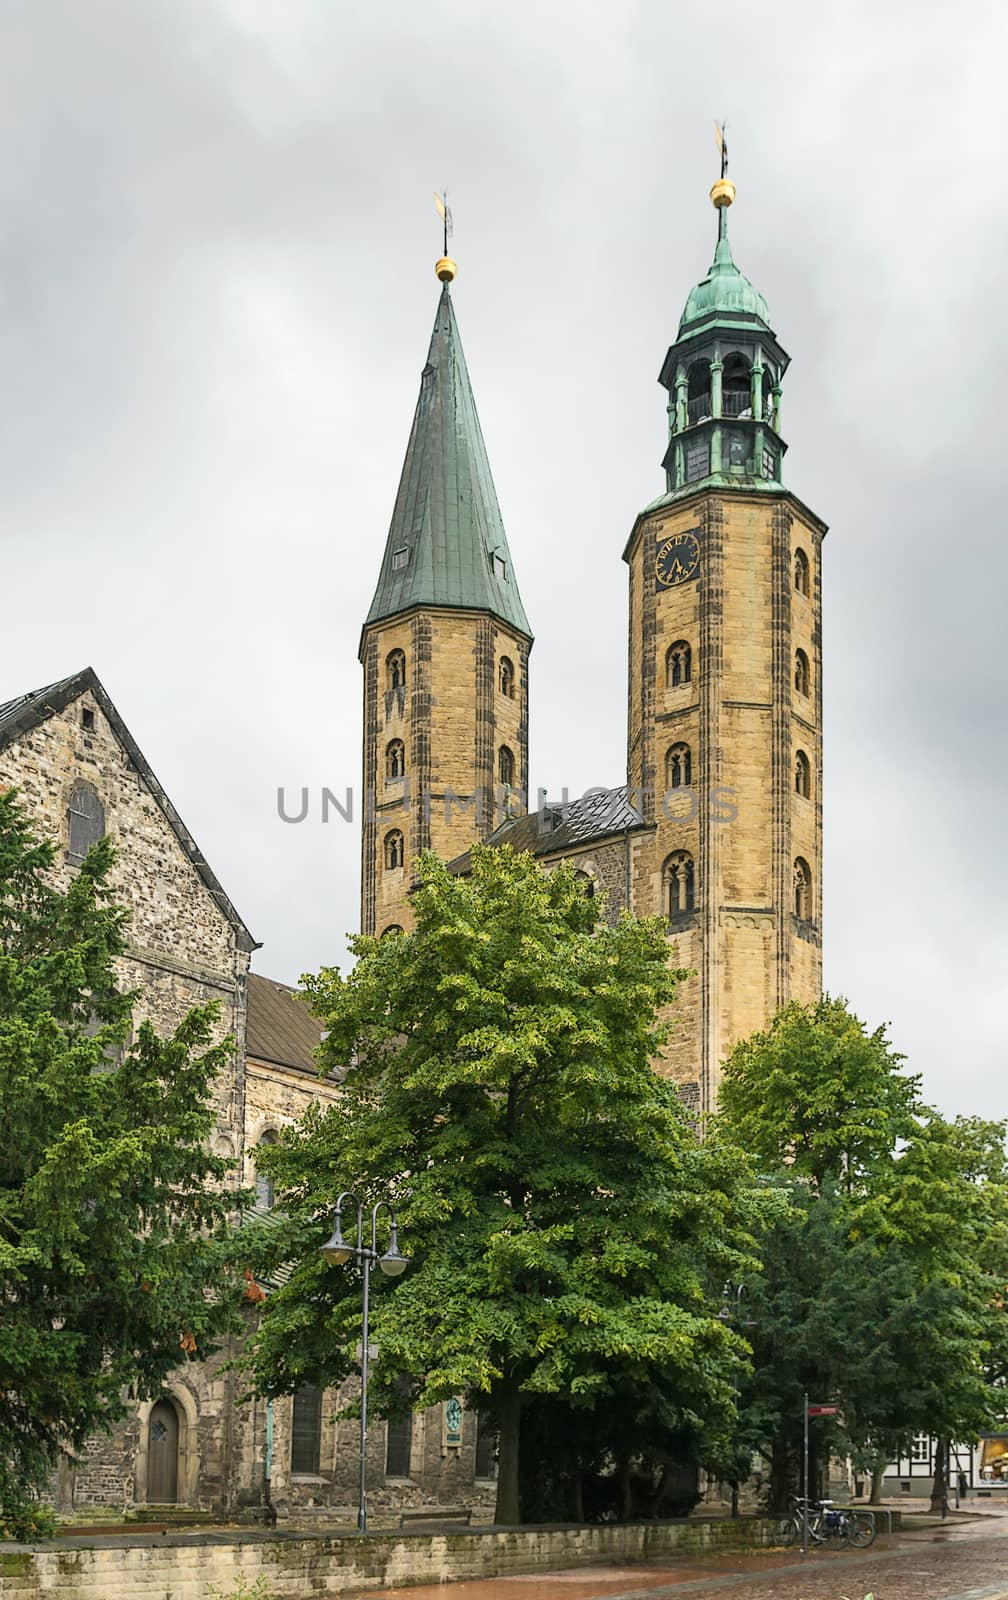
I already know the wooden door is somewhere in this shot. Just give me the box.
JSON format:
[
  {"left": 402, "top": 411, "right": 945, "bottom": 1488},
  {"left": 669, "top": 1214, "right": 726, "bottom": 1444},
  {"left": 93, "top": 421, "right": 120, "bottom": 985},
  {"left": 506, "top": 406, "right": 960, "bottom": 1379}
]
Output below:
[{"left": 147, "top": 1399, "right": 179, "bottom": 1503}]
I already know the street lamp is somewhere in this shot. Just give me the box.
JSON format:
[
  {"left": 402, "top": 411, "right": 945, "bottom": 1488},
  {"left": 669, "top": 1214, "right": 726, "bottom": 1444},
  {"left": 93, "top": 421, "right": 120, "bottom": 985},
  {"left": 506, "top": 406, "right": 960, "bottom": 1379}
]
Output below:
[
  {"left": 320, "top": 1192, "right": 409, "bottom": 1532},
  {"left": 718, "top": 1281, "right": 756, "bottom": 1518}
]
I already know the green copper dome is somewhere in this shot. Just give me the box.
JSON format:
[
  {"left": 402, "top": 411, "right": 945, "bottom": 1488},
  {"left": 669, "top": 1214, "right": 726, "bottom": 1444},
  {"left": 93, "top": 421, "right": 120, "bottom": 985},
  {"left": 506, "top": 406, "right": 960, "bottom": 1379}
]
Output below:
[{"left": 678, "top": 217, "right": 771, "bottom": 336}]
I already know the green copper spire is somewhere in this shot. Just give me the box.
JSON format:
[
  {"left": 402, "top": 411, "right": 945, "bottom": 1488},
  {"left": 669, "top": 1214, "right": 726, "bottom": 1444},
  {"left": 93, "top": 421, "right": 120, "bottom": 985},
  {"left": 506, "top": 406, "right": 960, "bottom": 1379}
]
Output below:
[
  {"left": 365, "top": 283, "right": 531, "bottom": 638},
  {"left": 678, "top": 199, "right": 772, "bottom": 337}
]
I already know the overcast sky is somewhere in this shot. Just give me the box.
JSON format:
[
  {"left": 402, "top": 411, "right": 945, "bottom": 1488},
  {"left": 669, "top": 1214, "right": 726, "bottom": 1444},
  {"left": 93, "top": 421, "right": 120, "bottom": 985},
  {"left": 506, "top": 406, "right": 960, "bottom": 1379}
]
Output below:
[{"left": 2, "top": 1, "right": 1005, "bottom": 1118}]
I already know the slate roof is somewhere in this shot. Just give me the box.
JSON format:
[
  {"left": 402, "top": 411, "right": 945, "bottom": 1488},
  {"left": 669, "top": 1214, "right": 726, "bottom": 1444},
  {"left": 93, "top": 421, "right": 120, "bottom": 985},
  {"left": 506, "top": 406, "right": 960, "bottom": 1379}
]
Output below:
[
  {"left": 247, "top": 973, "right": 324, "bottom": 1073},
  {"left": 448, "top": 784, "right": 649, "bottom": 875},
  {"left": 0, "top": 667, "right": 257, "bottom": 953},
  {"left": 363, "top": 283, "right": 532, "bottom": 640}
]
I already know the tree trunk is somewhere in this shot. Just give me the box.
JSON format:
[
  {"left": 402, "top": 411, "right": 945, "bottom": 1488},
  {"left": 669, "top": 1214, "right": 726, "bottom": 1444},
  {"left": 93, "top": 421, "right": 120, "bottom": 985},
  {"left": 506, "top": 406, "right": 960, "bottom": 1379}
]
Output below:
[
  {"left": 870, "top": 1465, "right": 885, "bottom": 1505},
  {"left": 618, "top": 1458, "right": 632, "bottom": 1523},
  {"left": 573, "top": 1467, "right": 585, "bottom": 1525},
  {"left": 770, "top": 1436, "right": 790, "bottom": 1513},
  {"left": 930, "top": 1439, "right": 948, "bottom": 1517},
  {"left": 493, "top": 1378, "right": 521, "bottom": 1525}
]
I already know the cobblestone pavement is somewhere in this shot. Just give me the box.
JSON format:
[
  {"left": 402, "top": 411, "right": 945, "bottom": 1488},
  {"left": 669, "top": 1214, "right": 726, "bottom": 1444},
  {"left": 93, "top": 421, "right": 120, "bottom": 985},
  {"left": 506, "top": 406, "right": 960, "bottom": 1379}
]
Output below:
[{"left": 352, "top": 1527, "right": 1008, "bottom": 1600}]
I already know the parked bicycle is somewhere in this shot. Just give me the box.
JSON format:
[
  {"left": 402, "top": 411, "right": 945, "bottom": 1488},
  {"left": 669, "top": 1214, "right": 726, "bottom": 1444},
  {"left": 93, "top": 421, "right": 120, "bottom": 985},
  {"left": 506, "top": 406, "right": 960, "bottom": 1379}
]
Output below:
[{"left": 775, "top": 1496, "right": 876, "bottom": 1549}]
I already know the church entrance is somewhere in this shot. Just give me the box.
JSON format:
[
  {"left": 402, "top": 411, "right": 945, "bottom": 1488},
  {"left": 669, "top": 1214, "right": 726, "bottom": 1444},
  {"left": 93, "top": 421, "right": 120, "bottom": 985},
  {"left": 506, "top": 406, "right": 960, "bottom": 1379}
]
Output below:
[{"left": 147, "top": 1399, "right": 179, "bottom": 1504}]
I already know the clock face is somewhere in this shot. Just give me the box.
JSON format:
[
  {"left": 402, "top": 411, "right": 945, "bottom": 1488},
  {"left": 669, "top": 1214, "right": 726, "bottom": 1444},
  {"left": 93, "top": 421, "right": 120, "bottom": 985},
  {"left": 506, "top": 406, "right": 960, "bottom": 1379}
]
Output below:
[{"left": 655, "top": 529, "right": 701, "bottom": 590}]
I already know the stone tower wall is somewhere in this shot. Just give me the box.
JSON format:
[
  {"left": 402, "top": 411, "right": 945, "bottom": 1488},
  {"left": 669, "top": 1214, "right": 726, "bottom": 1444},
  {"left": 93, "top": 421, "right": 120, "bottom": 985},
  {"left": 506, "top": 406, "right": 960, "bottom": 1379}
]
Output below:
[{"left": 361, "top": 606, "right": 529, "bottom": 935}]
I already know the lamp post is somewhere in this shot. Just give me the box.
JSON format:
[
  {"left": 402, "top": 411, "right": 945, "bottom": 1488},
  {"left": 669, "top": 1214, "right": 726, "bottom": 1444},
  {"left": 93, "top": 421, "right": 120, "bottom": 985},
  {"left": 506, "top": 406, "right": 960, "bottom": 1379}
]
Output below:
[
  {"left": 320, "top": 1193, "right": 408, "bottom": 1533},
  {"left": 718, "top": 1282, "right": 756, "bottom": 1518}
]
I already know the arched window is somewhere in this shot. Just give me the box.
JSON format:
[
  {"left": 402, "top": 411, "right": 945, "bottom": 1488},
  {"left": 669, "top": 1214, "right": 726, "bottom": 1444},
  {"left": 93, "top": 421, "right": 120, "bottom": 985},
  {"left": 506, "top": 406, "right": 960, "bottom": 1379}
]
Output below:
[
  {"left": 254, "top": 1130, "right": 278, "bottom": 1211},
  {"left": 795, "top": 750, "right": 811, "bottom": 799},
  {"left": 663, "top": 851, "right": 695, "bottom": 917},
  {"left": 385, "top": 739, "right": 405, "bottom": 780},
  {"left": 665, "top": 641, "right": 692, "bottom": 688},
  {"left": 722, "top": 352, "right": 752, "bottom": 417},
  {"left": 794, "top": 857, "right": 812, "bottom": 920},
  {"left": 68, "top": 781, "right": 105, "bottom": 866},
  {"left": 499, "top": 656, "right": 515, "bottom": 698},
  {"left": 665, "top": 743, "right": 692, "bottom": 790},
  {"left": 381, "top": 924, "right": 404, "bottom": 937},
  {"left": 291, "top": 1385, "right": 323, "bottom": 1476},
  {"left": 386, "top": 649, "right": 406, "bottom": 691},
  {"left": 795, "top": 649, "right": 810, "bottom": 697},
  {"left": 385, "top": 1378, "right": 414, "bottom": 1478},
  {"left": 573, "top": 869, "right": 595, "bottom": 899},
  {"left": 384, "top": 830, "right": 404, "bottom": 870},
  {"left": 794, "top": 548, "right": 810, "bottom": 597},
  {"left": 498, "top": 746, "right": 515, "bottom": 787}
]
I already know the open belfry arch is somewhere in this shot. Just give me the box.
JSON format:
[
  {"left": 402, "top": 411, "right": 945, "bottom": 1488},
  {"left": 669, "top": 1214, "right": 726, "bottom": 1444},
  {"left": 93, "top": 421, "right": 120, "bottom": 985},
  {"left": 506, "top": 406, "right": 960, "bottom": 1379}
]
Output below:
[{"left": 362, "top": 156, "right": 825, "bottom": 1115}]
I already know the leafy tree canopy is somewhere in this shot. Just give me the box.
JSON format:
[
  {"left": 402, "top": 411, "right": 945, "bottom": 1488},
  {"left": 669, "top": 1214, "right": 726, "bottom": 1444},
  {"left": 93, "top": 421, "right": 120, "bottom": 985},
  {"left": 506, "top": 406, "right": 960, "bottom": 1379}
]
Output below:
[
  {"left": 717, "top": 996, "right": 921, "bottom": 1191},
  {"left": 248, "top": 846, "right": 773, "bottom": 1522},
  {"left": 0, "top": 789, "right": 246, "bottom": 1527}
]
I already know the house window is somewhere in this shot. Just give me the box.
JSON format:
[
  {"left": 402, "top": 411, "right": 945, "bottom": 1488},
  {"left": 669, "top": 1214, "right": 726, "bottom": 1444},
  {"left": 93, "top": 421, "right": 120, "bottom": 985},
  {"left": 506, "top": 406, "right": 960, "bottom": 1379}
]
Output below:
[
  {"left": 381, "top": 924, "right": 404, "bottom": 938},
  {"left": 665, "top": 641, "right": 692, "bottom": 688},
  {"left": 762, "top": 446, "right": 777, "bottom": 478},
  {"left": 794, "top": 548, "right": 810, "bottom": 597},
  {"left": 910, "top": 1435, "right": 930, "bottom": 1465},
  {"left": 663, "top": 851, "right": 695, "bottom": 916},
  {"left": 384, "top": 830, "right": 405, "bottom": 870},
  {"left": 795, "top": 649, "right": 810, "bottom": 696},
  {"left": 665, "top": 743, "right": 692, "bottom": 790},
  {"left": 498, "top": 746, "right": 515, "bottom": 787},
  {"left": 795, "top": 749, "right": 811, "bottom": 799},
  {"left": 386, "top": 739, "right": 405, "bottom": 780},
  {"left": 493, "top": 554, "right": 507, "bottom": 581},
  {"left": 686, "top": 442, "right": 710, "bottom": 482},
  {"left": 291, "top": 1385, "right": 323, "bottom": 1476},
  {"left": 254, "top": 1130, "right": 278, "bottom": 1211},
  {"left": 81, "top": 707, "right": 95, "bottom": 732},
  {"left": 386, "top": 650, "right": 406, "bottom": 691},
  {"left": 385, "top": 1381, "right": 413, "bottom": 1478},
  {"left": 794, "top": 857, "right": 812, "bottom": 920},
  {"left": 499, "top": 656, "right": 515, "bottom": 698},
  {"left": 68, "top": 781, "right": 105, "bottom": 866},
  {"left": 391, "top": 547, "right": 409, "bottom": 572},
  {"left": 573, "top": 869, "right": 595, "bottom": 899}
]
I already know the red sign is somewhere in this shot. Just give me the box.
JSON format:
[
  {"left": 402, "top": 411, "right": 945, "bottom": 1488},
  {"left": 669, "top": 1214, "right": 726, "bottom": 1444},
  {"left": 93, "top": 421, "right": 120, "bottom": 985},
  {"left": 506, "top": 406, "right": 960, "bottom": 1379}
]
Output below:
[{"left": 807, "top": 1404, "right": 839, "bottom": 1417}]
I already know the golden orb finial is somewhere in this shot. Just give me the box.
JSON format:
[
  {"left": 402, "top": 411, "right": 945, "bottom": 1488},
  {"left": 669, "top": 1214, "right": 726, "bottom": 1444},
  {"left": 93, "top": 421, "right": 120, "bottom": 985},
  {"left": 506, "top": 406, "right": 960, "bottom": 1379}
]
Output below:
[
  {"left": 435, "top": 255, "right": 457, "bottom": 283},
  {"left": 710, "top": 177, "right": 735, "bottom": 209}
]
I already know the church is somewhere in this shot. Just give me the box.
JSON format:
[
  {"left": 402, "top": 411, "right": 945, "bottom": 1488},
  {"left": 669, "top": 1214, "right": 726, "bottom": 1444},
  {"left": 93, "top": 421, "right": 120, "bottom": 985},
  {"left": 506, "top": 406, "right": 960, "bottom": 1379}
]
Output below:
[
  {"left": 361, "top": 167, "right": 824, "bottom": 1114},
  {"left": 0, "top": 161, "right": 824, "bottom": 1516}
]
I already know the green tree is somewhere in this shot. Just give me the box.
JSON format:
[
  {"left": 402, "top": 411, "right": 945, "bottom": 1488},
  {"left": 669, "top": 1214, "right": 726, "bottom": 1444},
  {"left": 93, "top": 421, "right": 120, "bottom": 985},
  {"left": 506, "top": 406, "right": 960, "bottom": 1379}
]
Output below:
[
  {"left": 0, "top": 789, "right": 245, "bottom": 1530},
  {"left": 717, "top": 997, "right": 920, "bottom": 1191},
  {"left": 718, "top": 998, "right": 1008, "bottom": 1511},
  {"left": 247, "top": 846, "right": 767, "bottom": 1523}
]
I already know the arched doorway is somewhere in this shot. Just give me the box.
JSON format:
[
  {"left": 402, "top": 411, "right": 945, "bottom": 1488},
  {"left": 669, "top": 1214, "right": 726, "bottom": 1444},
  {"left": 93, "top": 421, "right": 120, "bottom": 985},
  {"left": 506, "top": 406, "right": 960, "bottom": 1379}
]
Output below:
[{"left": 147, "top": 1399, "right": 179, "bottom": 1504}]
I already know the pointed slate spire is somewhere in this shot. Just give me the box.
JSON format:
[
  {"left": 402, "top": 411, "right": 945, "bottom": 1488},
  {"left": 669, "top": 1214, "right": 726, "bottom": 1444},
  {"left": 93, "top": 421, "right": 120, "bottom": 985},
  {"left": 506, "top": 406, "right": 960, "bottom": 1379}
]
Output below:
[{"left": 365, "top": 285, "right": 531, "bottom": 638}]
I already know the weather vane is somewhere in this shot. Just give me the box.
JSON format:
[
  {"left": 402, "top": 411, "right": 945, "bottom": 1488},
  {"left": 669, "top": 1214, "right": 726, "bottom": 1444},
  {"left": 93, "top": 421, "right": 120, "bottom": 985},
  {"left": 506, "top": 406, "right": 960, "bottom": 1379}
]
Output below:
[
  {"left": 434, "top": 191, "right": 453, "bottom": 259},
  {"left": 714, "top": 120, "right": 728, "bottom": 179}
]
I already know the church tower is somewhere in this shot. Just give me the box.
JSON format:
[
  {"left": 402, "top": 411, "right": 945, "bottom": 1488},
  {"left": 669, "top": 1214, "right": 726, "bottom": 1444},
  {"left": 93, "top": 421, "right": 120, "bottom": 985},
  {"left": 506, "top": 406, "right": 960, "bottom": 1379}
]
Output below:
[
  {"left": 625, "top": 162, "right": 825, "bottom": 1113},
  {"left": 360, "top": 253, "right": 532, "bottom": 935}
]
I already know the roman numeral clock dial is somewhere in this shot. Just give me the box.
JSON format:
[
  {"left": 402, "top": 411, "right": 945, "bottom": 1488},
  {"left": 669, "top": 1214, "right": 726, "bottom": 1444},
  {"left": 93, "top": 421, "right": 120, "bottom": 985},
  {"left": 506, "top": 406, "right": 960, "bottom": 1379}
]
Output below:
[{"left": 655, "top": 528, "right": 701, "bottom": 589}]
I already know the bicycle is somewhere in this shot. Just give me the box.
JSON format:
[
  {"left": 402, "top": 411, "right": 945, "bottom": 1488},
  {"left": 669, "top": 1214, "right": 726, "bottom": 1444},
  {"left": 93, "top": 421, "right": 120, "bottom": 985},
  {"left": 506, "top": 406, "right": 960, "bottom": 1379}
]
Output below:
[{"left": 774, "top": 1496, "right": 876, "bottom": 1549}]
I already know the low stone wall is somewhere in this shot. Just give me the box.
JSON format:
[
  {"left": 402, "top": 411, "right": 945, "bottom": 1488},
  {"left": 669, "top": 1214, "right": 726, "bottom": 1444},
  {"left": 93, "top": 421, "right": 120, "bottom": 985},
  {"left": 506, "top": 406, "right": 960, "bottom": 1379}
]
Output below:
[{"left": 0, "top": 1514, "right": 800, "bottom": 1599}]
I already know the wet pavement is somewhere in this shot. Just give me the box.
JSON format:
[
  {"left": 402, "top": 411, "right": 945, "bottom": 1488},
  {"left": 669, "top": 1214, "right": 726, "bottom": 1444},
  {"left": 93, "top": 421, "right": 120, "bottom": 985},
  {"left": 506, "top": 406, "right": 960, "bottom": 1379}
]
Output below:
[{"left": 347, "top": 1520, "right": 1008, "bottom": 1600}]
